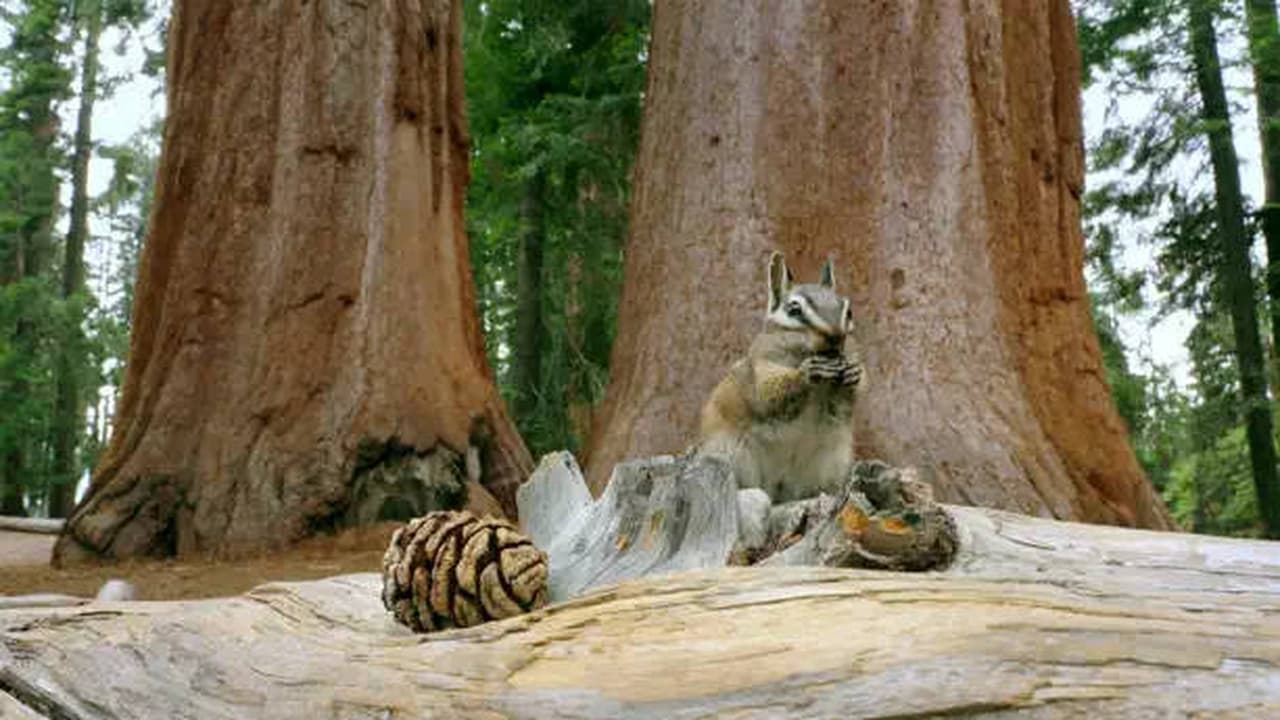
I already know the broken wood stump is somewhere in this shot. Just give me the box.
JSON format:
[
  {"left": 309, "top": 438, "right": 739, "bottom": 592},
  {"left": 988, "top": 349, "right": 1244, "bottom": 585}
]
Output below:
[{"left": 517, "top": 452, "right": 957, "bottom": 601}]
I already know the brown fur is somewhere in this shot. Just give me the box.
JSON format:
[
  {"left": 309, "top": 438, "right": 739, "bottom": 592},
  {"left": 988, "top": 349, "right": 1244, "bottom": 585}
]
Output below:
[{"left": 699, "top": 256, "right": 861, "bottom": 502}]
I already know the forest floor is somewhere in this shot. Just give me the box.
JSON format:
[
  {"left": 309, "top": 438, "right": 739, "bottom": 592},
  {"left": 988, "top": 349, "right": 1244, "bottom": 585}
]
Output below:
[{"left": 0, "top": 523, "right": 398, "bottom": 601}]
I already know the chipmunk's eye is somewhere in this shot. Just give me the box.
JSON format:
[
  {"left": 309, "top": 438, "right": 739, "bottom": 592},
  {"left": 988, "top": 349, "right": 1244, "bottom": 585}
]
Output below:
[{"left": 786, "top": 301, "right": 803, "bottom": 317}]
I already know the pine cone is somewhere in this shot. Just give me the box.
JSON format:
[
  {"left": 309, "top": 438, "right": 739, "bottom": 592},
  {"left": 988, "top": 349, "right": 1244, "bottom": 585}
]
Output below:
[{"left": 381, "top": 510, "right": 548, "bottom": 632}]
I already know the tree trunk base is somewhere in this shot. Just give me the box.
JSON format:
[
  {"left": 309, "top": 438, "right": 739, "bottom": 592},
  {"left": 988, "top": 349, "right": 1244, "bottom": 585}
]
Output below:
[
  {"left": 56, "top": 439, "right": 505, "bottom": 566},
  {"left": 345, "top": 439, "right": 504, "bottom": 526}
]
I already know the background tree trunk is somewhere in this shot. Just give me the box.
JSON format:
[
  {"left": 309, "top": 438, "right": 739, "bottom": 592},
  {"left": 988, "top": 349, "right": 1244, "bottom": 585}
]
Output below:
[
  {"left": 585, "top": 0, "right": 1172, "bottom": 529},
  {"left": 48, "top": 0, "right": 105, "bottom": 519},
  {"left": 1190, "top": 0, "right": 1280, "bottom": 538},
  {"left": 1245, "top": 0, "right": 1280, "bottom": 391},
  {"left": 512, "top": 171, "right": 546, "bottom": 427},
  {"left": 54, "top": 0, "right": 531, "bottom": 563},
  {"left": 0, "top": 458, "right": 26, "bottom": 517}
]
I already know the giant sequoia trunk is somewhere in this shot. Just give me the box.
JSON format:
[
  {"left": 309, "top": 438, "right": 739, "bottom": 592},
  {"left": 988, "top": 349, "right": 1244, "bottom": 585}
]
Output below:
[
  {"left": 585, "top": 0, "right": 1172, "bottom": 529},
  {"left": 54, "top": 0, "right": 531, "bottom": 563}
]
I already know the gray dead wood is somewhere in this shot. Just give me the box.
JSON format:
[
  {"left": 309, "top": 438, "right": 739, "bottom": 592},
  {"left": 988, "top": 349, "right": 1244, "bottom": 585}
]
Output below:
[
  {"left": 0, "top": 582, "right": 133, "bottom": 613},
  {"left": 0, "top": 595, "right": 87, "bottom": 611},
  {"left": 2, "top": 454, "right": 1278, "bottom": 718},
  {"left": 517, "top": 452, "right": 740, "bottom": 601},
  {"left": 519, "top": 454, "right": 955, "bottom": 599},
  {"left": 0, "top": 517, "right": 63, "bottom": 535},
  {"left": 0, "top": 690, "right": 44, "bottom": 719}
]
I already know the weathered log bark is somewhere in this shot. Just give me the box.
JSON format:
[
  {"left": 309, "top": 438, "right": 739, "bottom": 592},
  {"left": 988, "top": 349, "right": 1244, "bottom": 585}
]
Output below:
[
  {"left": 54, "top": 0, "right": 531, "bottom": 563},
  {"left": 3, "top": 502, "right": 1277, "bottom": 718},
  {"left": 518, "top": 452, "right": 740, "bottom": 601},
  {"left": 584, "top": 0, "right": 1171, "bottom": 531}
]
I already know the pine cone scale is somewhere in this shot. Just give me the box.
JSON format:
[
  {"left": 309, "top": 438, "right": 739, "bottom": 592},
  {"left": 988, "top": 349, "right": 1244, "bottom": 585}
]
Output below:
[
  {"left": 500, "top": 545, "right": 546, "bottom": 606},
  {"left": 479, "top": 562, "right": 524, "bottom": 618}
]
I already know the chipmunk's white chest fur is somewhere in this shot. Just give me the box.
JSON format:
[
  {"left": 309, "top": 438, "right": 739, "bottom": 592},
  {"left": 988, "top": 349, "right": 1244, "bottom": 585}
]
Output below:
[{"left": 747, "top": 396, "right": 853, "bottom": 502}]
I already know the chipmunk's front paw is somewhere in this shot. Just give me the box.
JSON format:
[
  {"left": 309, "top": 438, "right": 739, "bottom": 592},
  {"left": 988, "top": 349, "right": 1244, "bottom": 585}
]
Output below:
[
  {"left": 801, "top": 355, "right": 846, "bottom": 383},
  {"left": 839, "top": 360, "right": 862, "bottom": 387}
]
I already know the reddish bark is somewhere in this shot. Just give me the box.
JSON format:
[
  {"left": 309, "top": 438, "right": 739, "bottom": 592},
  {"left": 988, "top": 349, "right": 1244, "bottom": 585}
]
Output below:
[{"left": 55, "top": 0, "right": 530, "bottom": 563}]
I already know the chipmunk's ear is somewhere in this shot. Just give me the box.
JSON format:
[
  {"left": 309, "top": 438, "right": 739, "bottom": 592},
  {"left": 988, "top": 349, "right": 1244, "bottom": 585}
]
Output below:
[
  {"left": 767, "top": 251, "right": 791, "bottom": 313},
  {"left": 819, "top": 255, "right": 836, "bottom": 291}
]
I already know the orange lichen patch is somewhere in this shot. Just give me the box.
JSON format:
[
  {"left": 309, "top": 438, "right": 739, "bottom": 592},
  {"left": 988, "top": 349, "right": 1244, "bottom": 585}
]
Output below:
[
  {"left": 839, "top": 503, "right": 870, "bottom": 536},
  {"left": 876, "top": 517, "right": 913, "bottom": 535}
]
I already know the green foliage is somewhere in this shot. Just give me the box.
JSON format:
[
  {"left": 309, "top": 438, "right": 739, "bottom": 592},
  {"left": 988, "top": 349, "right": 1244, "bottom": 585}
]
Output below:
[
  {"left": 95, "top": 123, "right": 158, "bottom": 353},
  {"left": 0, "top": 0, "right": 70, "bottom": 281},
  {"left": 1093, "top": 303, "right": 1150, "bottom": 438},
  {"left": 1166, "top": 425, "right": 1263, "bottom": 535},
  {"left": 1078, "top": 0, "right": 1178, "bottom": 87},
  {"left": 0, "top": 280, "right": 106, "bottom": 479},
  {"left": 464, "top": 0, "right": 649, "bottom": 456},
  {"left": 1090, "top": 292, "right": 1195, "bottom": 493},
  {"left": 0, "top": 0, "right": 72, "bottom": 514},
  {"left": 1079, "top": 0, "right": 1280, "bottom": 536},
  {"left": 0, "top": 0, "right": 160, "bottom": 514},
  {"left": 0, "top": 277, "right": 58, "bottom": 487}
]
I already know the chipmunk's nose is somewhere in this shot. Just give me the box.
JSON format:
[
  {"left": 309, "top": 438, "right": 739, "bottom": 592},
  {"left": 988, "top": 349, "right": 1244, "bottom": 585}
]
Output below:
[{"left": 810, "top": 329, "right": 846, "bottom": 356}]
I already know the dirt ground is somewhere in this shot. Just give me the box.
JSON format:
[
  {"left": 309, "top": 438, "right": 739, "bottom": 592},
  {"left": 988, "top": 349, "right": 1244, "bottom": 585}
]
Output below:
[
  {"left": 0, "top": 531, "right": 56, "bottom": 567},
  {"left": 0, "top": 523, "right": 399, "bottom": 601}
]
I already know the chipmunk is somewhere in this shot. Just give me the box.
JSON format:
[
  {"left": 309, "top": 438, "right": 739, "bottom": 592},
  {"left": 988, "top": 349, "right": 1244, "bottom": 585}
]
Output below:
[{"left": 698, "top": 252, "right": 862, "bottom": 503}]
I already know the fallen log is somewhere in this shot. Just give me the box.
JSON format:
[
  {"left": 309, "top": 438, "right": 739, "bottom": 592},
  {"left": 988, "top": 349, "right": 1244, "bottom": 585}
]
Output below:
[
  {"left": 0, "top": 595, "right": 87, "bottom": 611},
  {"left": 0, "top": 583, "right": 133, "bottom": 613},
  {"left": 0, "top": 517, "right": 63, "bottom": 535},
  {"left": 2, "top": 455, "right": 1278, "bottom": 718}
]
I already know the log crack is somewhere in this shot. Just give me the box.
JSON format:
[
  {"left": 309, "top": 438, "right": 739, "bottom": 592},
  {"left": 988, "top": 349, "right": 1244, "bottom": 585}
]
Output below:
[{"left": 0, "top": 668, "right": 87, "bottom": 720}]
